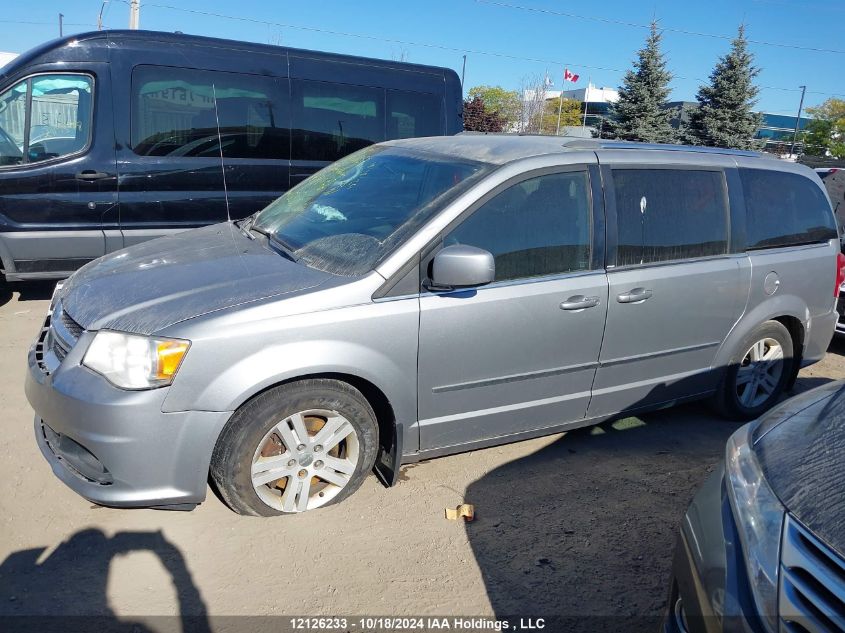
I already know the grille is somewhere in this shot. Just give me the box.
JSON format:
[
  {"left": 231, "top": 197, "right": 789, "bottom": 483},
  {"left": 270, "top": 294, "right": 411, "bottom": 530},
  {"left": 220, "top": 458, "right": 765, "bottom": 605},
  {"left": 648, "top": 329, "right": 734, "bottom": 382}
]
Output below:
[
  {"left": 779, "top": 514, "right": 845, "bottom": 632},
  {"left": 60, "top": 309, "right": 83, "bottom": 340},
  {"left": 36, "top": 302, "right": 83, "bottom": 373}
]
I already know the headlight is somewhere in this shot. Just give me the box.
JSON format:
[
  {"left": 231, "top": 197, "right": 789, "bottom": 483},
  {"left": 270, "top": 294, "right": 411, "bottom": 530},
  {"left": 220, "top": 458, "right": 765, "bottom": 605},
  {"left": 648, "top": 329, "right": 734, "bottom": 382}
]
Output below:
[
  {"left": 83, "top": 331, "right": 190, "bottom": 390},
  {"left": 725, "top": 424, "right": 785, "bottom": 629}
]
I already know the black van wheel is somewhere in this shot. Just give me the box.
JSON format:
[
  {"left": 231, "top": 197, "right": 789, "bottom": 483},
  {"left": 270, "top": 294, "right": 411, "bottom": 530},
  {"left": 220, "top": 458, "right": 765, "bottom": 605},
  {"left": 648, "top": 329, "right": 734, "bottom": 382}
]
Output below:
[
  {"left": 210, "top": 379, "right": 379, "bottom": 517},
  {"left": 713, "top": 320, "right": 794, "bottom": 421}
]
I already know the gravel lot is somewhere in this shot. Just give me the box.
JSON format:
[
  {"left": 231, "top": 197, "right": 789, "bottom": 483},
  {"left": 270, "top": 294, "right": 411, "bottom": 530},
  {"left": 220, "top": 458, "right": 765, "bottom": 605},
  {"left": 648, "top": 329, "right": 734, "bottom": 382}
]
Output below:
[{"left": 1, "top": 280, "right": 844, "bottom": 631}]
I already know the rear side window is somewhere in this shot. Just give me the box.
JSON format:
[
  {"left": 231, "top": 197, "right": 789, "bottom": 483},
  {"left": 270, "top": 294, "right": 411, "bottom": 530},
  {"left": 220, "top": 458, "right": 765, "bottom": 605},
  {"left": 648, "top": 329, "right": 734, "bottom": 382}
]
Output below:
[
  {"left": 131, "top": 66, "right": 289, "bottom": 159},
  {"left": 741, "top": 168, "right": 837, "bottom": 249},
  {"left": 445, "top": 171, "right": 592, "bottom": 281},
  {"left": 613, "top": 169, "right": 729, "bottom": 266},
  {"left": 0, "top": 74, "right": 93, "bottom": 167},
  {"left": 292, "top": 80, "right": 384, "bottom": 162},
  {"left": 387, "top": 90, "right": 443, "bottom": 139}
]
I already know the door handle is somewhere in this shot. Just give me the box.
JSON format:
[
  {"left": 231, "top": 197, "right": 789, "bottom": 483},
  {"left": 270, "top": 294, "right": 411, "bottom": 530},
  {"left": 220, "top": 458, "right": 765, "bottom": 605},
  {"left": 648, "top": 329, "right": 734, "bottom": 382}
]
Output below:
[
  {"left": 617, "top": 288, "right": 653, "bottom": 304},
  {"left": 560, "top": 295, "right": 600, "bottom": 311},
  {"left": 76, "top": 170, "right": 110, "bottom": 181}
]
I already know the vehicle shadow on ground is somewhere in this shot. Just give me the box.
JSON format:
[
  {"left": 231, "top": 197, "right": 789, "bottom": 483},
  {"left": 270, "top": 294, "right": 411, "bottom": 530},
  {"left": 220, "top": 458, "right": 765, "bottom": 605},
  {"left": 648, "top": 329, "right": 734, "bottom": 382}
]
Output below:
[
  {"left": 0, "top": 528, "right": 210, "bottom": 633},
  {"left": 462, "top": 378, "right": 835, "bottom": 629},
  {"left": 826, "top": 335, "right": 845, "bottom": 357},
  {"left": 0, "top": 280, "right": 56, "bottom": 308}
]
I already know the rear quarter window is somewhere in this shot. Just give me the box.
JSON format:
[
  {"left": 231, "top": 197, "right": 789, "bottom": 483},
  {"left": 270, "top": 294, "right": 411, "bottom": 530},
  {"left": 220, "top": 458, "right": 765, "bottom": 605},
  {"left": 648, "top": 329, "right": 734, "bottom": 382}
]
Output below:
[{"left": 740, "top": 168, "right": 837, "bottom": 249}]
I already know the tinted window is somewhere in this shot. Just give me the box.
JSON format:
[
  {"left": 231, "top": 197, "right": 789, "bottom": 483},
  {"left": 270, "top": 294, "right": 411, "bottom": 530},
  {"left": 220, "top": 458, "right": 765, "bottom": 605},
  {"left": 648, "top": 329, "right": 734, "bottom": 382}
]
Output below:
[
  {"left": 387, "top": 90, "right": 443, "bottom": 139},
  {"left": 253, "top": 145, "right": 490, "bottom": 275},
  {"left": 292, "top": 80, "right": 384, "bottom": 162},
  {"left": 445, "top": 171, "right": 592, "bottom": 281},
  {"left": 0, "top": 74, "right": 92, "bottom": 167},
  {"left": 131, "top": 66, "right": 289, "bottom": 159},
  {"left": 741, "top": 168, "right": 837, "bottom": 249},
  {"left": 614, "top": 169, "right": 728, "bottom": 266}
]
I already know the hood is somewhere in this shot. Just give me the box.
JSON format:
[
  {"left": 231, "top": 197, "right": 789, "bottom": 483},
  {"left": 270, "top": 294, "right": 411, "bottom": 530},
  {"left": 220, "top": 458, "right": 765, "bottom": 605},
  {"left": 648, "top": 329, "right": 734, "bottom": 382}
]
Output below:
[
  {"left": 59, "top": 223, "right": 337, "bottom": 335},
  {"left": 754, "top": 380, "right": 845, "bottom": 558}
]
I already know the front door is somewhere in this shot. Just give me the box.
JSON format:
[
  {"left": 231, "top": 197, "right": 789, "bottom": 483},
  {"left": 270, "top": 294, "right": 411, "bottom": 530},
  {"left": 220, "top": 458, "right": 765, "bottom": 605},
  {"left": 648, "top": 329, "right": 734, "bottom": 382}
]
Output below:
[
  {"left": 417, "top": 167, "right": 608, "bottom": 450},
  {"left": 0, "top": 66, "right": 116, "bottom": 276},
  {"left": 587, "top": 165, "right": 748, "bottom": 418}
]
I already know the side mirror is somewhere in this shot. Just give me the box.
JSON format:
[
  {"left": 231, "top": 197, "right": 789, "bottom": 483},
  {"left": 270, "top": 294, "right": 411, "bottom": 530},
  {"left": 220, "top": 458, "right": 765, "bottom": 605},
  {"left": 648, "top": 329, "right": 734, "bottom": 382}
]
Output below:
[{"left": 430, "top": 244, "right": 495, "bottom": 289}]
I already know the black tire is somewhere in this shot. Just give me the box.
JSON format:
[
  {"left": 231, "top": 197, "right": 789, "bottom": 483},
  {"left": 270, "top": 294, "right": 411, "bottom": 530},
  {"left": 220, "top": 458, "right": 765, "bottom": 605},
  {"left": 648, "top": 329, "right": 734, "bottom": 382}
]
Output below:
[
  {"left": 713, "top": 320, "right": 794, "bottom": 421},
  {"left": 210, "top": 379, "right": 379, "bottom": 517}
]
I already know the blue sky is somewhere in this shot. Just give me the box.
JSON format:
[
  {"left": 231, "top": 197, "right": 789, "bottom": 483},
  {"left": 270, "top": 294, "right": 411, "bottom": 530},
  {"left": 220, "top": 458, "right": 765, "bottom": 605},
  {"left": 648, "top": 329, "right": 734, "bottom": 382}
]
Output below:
[{"left": 1, "top": 0, "right": 842, "bottom": 115}]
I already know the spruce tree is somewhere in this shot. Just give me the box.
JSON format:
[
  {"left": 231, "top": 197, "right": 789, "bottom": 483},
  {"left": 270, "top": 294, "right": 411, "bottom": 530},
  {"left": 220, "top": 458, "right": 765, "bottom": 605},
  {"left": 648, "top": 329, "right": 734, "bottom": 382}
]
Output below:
[
  {"left": 685, "top": 25, "right": 763, "bottom": 150},
  {"left": 605, "top": 22, "right": 677, "bottom": 143}
]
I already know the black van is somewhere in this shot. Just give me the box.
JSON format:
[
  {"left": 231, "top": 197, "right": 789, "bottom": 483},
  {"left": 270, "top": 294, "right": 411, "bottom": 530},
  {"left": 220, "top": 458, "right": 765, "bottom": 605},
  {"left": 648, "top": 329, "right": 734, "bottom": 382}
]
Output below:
[{"left": 0, "top": 30, "right": 463, "bottom": 280}]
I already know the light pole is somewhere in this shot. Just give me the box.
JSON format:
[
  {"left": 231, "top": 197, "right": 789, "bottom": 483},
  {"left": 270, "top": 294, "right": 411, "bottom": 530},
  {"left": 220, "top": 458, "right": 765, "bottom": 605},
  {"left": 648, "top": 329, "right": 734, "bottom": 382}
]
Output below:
[
  {"left": 789, "top": 85, "right": 807, "bottom": 158},
  {"left": 98, "top": 1, "right": 109, "bottom": 30}
]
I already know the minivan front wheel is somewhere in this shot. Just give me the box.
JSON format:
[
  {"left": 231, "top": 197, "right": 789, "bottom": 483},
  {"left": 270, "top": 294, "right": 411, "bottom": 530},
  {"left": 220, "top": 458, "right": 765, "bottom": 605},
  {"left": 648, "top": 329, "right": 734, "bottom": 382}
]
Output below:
[
  {"left": 210, "top": 379, "right": 379, "bottom": 516},
  {"left": 714, "top": 321, "right": 793, "bottom": 420}
]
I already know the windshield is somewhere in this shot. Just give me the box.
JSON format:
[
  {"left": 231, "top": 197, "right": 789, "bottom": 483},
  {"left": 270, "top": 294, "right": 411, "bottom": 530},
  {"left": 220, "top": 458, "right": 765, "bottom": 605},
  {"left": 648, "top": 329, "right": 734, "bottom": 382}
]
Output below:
[{"left": 252, "top": 145, "right": 491, "bottom": 275}]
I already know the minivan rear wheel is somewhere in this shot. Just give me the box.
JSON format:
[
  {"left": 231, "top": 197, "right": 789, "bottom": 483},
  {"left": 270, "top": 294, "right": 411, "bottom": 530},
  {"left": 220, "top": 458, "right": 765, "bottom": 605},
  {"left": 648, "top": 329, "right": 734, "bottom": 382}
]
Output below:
[
  {"left": 713, "top": 320, "right": 793, "bottom": 421},
  {"left": 210, "top": 379, "right": 379, "bottom": 516}
]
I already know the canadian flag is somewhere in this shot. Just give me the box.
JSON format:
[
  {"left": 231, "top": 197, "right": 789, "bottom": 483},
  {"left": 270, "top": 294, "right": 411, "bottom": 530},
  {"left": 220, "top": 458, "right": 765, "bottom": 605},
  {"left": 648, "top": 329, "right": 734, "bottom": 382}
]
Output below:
[{"left": 564, "top": 68, "right": 580, "bottom": 83}]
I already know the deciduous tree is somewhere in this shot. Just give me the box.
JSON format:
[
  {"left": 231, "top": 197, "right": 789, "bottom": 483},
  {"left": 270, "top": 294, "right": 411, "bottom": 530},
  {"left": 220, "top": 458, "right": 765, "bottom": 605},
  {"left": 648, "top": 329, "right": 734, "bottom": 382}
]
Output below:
[
  {"left": 803, "top": 98, "right": 845, "bottom": 158},
  {"left": 467, "top": 85, "right": 522, "bottom": 130},
  {"left": 463, "top": 96, "right": 505, "bottom": 132}
]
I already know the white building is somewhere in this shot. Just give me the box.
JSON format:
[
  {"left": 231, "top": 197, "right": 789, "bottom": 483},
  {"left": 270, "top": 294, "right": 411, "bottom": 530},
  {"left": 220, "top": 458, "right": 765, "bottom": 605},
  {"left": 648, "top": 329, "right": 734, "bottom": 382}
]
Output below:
[
  {"left": 523, "top": 83, "right": 619, "bottom": 106},
  {"left": 557, "top": 83, "right": 619, "bottom": 104},
  {"left": 0, "top": 52, "right": 18, "bottom": 69}
]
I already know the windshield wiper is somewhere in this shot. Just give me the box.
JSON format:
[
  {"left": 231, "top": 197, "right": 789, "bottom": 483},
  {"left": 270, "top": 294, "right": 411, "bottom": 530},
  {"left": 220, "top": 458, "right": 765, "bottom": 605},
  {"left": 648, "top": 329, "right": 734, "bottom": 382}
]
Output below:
[
  {"left": 235, "top": 214, "right": 256, "bottom": 239},
  {"left": 250, "top": 224, "right": 299, "bottom": 262}
]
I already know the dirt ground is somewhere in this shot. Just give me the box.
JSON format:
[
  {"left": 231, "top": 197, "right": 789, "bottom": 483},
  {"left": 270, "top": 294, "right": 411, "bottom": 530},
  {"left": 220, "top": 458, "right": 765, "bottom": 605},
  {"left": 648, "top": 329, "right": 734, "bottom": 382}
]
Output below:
[{"left": 1, "top": 280, "right": 844, "bottom": 631}]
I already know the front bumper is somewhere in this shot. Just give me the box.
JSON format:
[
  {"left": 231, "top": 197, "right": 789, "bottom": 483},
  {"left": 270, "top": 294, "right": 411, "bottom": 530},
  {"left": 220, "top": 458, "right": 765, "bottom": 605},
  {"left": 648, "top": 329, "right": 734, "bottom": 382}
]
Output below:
[
  {"left": 666, "top": 465, "right": 768, "bottom": 633},
  {"left": 26, "top": 334, "right": 232, "bottom": 508}
]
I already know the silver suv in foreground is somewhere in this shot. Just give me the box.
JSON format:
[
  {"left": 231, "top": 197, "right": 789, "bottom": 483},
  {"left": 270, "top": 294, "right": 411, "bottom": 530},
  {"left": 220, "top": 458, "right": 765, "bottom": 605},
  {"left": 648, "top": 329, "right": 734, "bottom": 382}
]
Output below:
[{"left": 26, "top": 136, "right": 842, "bottom": 516}]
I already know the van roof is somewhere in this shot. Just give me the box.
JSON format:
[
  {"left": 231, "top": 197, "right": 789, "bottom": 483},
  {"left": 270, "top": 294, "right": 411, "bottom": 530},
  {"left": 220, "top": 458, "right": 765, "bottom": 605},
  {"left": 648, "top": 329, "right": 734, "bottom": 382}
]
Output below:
[
  {"left": 0, "top": 29, "right": 454, "bottom": 82},
  {"left": 385, "top": 133, "right": 777, "bottom": 165}
]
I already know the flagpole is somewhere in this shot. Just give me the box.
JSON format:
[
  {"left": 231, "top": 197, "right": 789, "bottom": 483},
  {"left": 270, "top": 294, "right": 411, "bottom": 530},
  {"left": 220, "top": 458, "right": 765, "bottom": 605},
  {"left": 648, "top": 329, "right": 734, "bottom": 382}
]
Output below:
[
  {"left": 556, "top": 71, "right": 565, "bottom": 136},
  {"left": 582, "top": 77, "right": 590, "bottom": 129}
]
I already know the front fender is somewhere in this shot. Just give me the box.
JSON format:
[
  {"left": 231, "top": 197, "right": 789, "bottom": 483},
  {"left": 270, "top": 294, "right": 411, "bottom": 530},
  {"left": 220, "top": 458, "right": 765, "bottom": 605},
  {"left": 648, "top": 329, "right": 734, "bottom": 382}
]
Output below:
[
  {"left": 190, "top": 339, "right": 409, "bottom": 411},
  {"left": 160, "top": 291, "right": 421, "bottom": 456}
]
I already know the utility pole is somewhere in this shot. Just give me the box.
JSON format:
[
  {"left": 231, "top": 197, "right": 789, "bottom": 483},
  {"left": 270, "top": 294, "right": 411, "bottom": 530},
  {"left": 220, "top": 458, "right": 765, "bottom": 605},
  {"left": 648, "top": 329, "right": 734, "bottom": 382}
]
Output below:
[
  {"left": 460, "top": 55, "right": 466, "bottom": 94},
  {"left": 59, "top": 13, "right": 64, "bottom": 37},
  {"left": 129, "top": 0, "right": 140, "bottom": 30},
  {"left": 789, "top": 85, "right": 807, "bottom": 158}
]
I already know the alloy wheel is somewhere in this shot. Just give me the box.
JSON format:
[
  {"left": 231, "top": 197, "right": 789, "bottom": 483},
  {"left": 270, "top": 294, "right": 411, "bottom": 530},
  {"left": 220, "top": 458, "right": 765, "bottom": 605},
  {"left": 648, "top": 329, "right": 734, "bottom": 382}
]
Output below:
[
  {"left": 736, "top": 337, "right": 784, "bottom": 408},
  {"left": 250, "top": 409, "right": 359, "bottom": 512}
]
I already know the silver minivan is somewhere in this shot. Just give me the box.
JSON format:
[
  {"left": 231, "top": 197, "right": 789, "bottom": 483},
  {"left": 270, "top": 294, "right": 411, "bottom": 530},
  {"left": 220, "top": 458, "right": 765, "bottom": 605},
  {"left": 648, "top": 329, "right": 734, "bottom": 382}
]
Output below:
[{"left": 25, "top": 136, "right": 842, "bottom": 516}]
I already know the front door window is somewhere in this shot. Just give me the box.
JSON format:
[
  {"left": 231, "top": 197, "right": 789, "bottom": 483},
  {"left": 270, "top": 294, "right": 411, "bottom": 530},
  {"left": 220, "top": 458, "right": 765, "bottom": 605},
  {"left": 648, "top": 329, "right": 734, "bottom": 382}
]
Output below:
[{"left": 0, "top": 74, "right": 93, "bottom": 167}]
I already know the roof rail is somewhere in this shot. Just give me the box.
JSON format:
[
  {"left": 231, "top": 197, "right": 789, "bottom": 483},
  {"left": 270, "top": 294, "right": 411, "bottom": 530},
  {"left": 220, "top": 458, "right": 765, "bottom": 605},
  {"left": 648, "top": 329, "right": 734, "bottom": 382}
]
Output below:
[{"left": 561, "top": 139, "right": 773, "bottom": 159}]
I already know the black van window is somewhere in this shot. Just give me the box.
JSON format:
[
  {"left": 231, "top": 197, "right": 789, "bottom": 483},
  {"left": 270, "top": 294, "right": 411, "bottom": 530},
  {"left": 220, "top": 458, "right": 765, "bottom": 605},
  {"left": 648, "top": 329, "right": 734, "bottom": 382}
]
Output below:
[
  {"left": 0, "top": 74, "right": 93, "bottom": 167},
  {"left": 740, "top": 168, "right": 837, "bottom": 249},
  {"left": 291, "top": 80, "right": 384, "bottom": 161},
  {"left": 614, "top": 169, "right": 728, "bottom": 266},
  {"left": 131, "top": 66, "right": 289, "bottom": 159},
  {"left": 387, "top": 90, "right": 443, "bottom": 139},
  {"left": 445, "top": 171, "right": 592, "bottom": 281}
]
